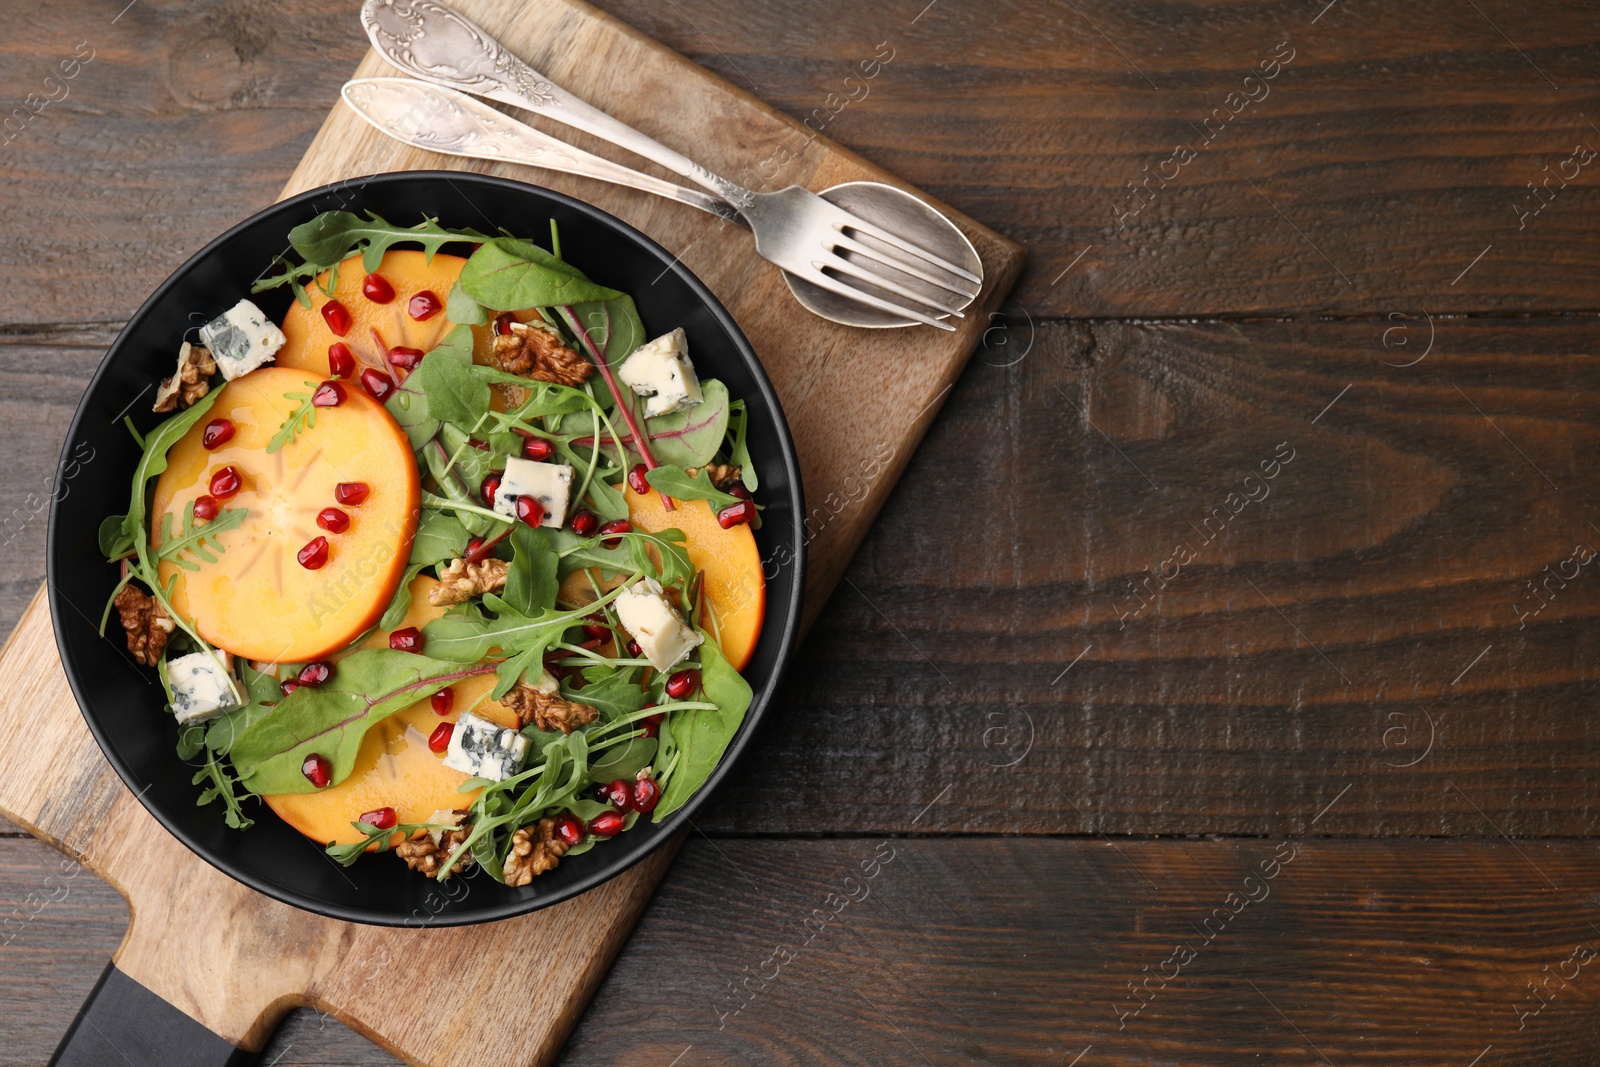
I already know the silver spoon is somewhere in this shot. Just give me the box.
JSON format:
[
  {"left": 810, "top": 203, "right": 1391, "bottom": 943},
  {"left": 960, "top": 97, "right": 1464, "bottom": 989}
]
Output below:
[{"left": 357, "top": 0, "right": 982, "bottom": 330}]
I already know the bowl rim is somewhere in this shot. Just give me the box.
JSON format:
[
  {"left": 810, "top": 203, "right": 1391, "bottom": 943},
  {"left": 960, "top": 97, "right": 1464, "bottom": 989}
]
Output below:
[{"left": 46, "top": 170, "right": 806, "bottom": 927}]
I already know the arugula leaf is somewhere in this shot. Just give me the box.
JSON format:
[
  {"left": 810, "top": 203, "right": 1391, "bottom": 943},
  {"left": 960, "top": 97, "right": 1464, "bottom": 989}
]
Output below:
[
  {"left": 422, "top": 584, "right": 629, "bottom": 665},
  {"left": 423, "top": 433, "right": 496, "bottom": 537},
  {"left": 410, "top": 510, "right": 470, "bottom": 566},
  {"left": 155, "top": 503, "right": 248, "bottom": 571},
  {"left": 415, "top": 344, "right": 490, "bottom": 428},
  {"left": 654, "top": 641, "right": 751, "bottom": 820},
  {"left": 573, "top": 664, "right": 649, "bottom": 721},
  {"left": 125, "top": 389, "right": 224, "bottom": 553},
  {"left": 254, "top": 211, "right": 486, "bottom": 301},
  {"left": 380, "top": 563, "right": 426, "bottom": 630},
  {"left": 725, "top": 397, "right": 758, "bottom": 491},
  {"left": 386, "top": 324, "right": 474, "bottom": 447},
  {"left": 501, "top": 524, "right": 559, "bottom": 616},
  {"left": 266, "top": 390, "right": 316, "bottom": 453},
  {"left": 194, "top": 751, "right": 255, "bottom": 829},
  {"left": 457, "top": 237, "right": 622, "bottom": 311},
  {"left": 644, "top": 465, "right": 741, "bottom": 510},
  {"left": 584, "top": 472, "right": 629, "bottom": 523},
  {"left": 229, "top": 651, "right": 498, "bottom": 793},
  {"left": 99, "top": 513, "right": 134, "bottom": 561}
]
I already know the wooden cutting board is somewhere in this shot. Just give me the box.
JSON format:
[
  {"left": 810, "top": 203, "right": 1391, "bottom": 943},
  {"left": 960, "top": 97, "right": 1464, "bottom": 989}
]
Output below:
[{"left": 0, "top": 0, "right": 1023, "bottom": 1061}]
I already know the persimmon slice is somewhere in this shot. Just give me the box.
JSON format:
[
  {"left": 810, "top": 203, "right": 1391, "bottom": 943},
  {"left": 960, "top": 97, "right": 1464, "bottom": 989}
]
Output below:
[
  {"left": 623, "top": 485, "right": 765, "bottom": 670},
  {"left": 262, "top": 575, "right": 520, "bottom": 847},
  {"left": 151, "top": 367, "right": 419, "bottom": 662}
]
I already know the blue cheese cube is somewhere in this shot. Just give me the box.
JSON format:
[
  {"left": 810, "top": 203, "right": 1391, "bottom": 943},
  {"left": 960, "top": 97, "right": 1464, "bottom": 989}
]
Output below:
[
  {"left": 617, "top": 328, "right": 702, "bottom": 417},
  {"left": 494, "top": 456, "right": 572, "bottom": 528},
  {"left": 198, "top": 299, "right": 285, "bottom": 380},
  {"left": 443, "top": 710, "right": 530, "bottom": 781},
  {"left": 167, "top": 651, "right": 242, "bottom": 725},
  {"left": 615, "top": 577, "right": 703, "bottom": 671}
]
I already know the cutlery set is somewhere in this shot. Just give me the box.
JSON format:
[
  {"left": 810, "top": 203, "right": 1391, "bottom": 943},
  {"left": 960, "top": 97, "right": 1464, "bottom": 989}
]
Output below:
[{"left": 351, "top": 0, "right": 983, "bottom": 330}]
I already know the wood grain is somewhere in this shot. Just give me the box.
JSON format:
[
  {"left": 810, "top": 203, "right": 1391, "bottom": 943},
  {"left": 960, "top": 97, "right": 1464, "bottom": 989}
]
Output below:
[
  {"left": 7, "top": 1, "right": 1600, "bottom": 321},
  {"left": 8, "top": 833, "right": 1600, "bottom": 1066}
]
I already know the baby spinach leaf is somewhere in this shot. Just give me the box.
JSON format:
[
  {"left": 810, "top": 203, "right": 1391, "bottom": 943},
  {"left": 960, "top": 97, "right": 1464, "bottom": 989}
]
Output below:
[
  {"left": 573, "top": 664, "right": 648, "bottom": 720},
  {"left": 566, "top": 293, "right": 646, "bottom": 373},
  {"left": 457, "top": 238, "right": 621, "bottom": 311},
  {"left": 386, "top": 324, "right": 475, "bottom": 447},
  {"left": 587, "top": 734, "right": 656, "bottom": 784},
  {"left": 229, "top": 651, "right": 497, "bottom": 793},
  {"left": 654, "top": 641, "right": 751, "bottom": 821},
  {"left": 644, "top": 465, "right": 742, "bottom": 510},
  {"left": 446, "top": 280, "right": 489, "bottom": 325},
  {"left": 379, "top": 563, "right": 426, "bottom": 629},
  {"left": 415, "top": 341, "right": 490, "bottom": 428},
  {"left": 642, "top": 379, "right": 729, "bottom": 467},
  {"left": 410, "top": 510, "right": 470, "bottom": 566},
  {"left": 99, "top": 513, "right": 134, "bottom": 561},
  {"left": 501, "top": 524, "right": 559, "bottom": 616}
]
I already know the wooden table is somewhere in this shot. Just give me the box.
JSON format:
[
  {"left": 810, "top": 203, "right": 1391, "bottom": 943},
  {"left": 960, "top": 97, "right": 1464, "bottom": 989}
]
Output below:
[{"left": 3, "top": 1, "right": 1599, "bottom": 1062}]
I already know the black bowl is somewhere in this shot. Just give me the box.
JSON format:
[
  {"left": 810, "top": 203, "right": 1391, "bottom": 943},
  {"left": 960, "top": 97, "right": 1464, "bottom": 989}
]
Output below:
[{"left": 46, "top": 172, "right": 805, "bottom": 927}]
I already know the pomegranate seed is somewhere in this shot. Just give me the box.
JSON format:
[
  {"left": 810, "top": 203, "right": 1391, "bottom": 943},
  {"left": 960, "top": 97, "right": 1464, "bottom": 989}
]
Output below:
[
  {"left": 389, "top": 626, "right": 423, "bottom": 653},
  {"left": 588, "top": 810, "right": 625, "bottom": 838},
  {"left": 202, "top": 418, "right": 234, "bottom": 450},
  {"left": 665, "top": 668, "right": 701, "bottom": 700},
  {"left": 431, "top": 688, "right": 454, "bottom": 716},
  {"left": 389, "top": 346, "right": 424, "bottom": 370},
  {"left": 601, "top": 779, "right": 633, "bottom": 811},
  {"left": 515, "top": 494, "right": 546, "bottom": 527},
  {"left": 598, "top": 519, "right": 631, "bottom": 549},
  {"left": 297, "top": 661, "right": 333, "bottom": 686},
  {"left": 327, "top": 342, "right": 355, "bottom": 379},
  {"left": 280, "top": 679, "right": 301, "bottom": 697},
  {"left": 335, "top": 481, "right": 370, "bottom": 506},
  {"left": 208, "top": 465, "right": 241, "bottom": 499},
  {"left": 408, "top": 290, "right": 443, "bottom": 321},
  {"left": 569, "top": 509, "right": 599, "bottom": 538},
  {"left": 626, "top": 639, "right": 642, "bottom": 658},
  {"left": 321, "top": 299, "right": 352, "bottom": 336},
  {"left": 360, "top": 806, "right": 398, "bottom": 830},
  {"left": 522, "top": 436, "right": 554, "bottom": 461},
  {"left": 361, "top": 273, "right": 395, "bottom": 303},
  {"left": 316, "top": 507, "right": 349, "bottom": 533},
  {"left": 717, "top": 500, "right": 755, "bottom": 529},
  {"left": 639, "top": 712, "right": 665, "bottom": 739},
  {"left": 465, "top": 535, "right": 485, "bottom": 556},
  {"left": 301, "top": 754, "right": 332, "bottom": 788},
  {"left": 631, "top": 774, "right": 661, "bottom": 814},
  {"left": 427, "top": 722, "right": 453, "bottom": 754},
  {"left": 627, "top": 463, "right": 650, "bottom": 494},
  {"left": 297, "top": 536, "right": 329, "bottom": 570},
  {"left": 191, "top": 495, "right": 219, "bottom": 523},
  {"left": 360, "top": 367, "right": 394, "bottom": 401},
  {"left": 313, "top": 380, "right": 346, "bottom": 408},
  {"left": 494, "top": 311, "right": 517, "bottom": 335},
  {"left": 465, "top": 438, "right": 491, "bottom": 452},
  {"left": 581, "top": 616, "right": 610, "bottom": 640},
  {"left": 554, "top": 813, "right": 584, "bottom": 846},
  {"left": 480, "top": 472, "right": 503, "bottom": 509}
]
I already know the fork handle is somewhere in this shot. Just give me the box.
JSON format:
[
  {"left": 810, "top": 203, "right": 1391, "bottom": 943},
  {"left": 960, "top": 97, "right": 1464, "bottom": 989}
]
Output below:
[{"left": 362, "top": 0, "right": 757, "bottom": 209}]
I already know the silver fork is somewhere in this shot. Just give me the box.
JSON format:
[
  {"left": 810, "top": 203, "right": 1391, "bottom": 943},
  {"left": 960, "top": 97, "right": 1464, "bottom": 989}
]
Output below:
[{"left": 360, "top": 0, "right": 982, "bottom": 331}]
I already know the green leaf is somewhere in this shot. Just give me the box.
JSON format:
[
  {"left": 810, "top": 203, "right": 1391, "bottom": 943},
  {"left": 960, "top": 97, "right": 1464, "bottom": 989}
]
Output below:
[
  {"left": 422, "top": 584, "right": 629, "bottom": 665},
  {"left": 193, "top": 751, "right": 255, "bottom": 830},
  {"left": 99, "top": 513, "right": 134, "bottom": 561},
  {"left": 126, "top": 389, "right": 225, "bottom": 549},
  {"left": 155, "top": 503, "right": 249, "bottom": 572},
  {"left": 566, "top": 293, "right": 646, "bottom": 374},
  {"left": 644, "top": 464, "right": 741, "bottom": 511},
  {"left": 380, "top": 563, "right": 427, "bottom": 629},
  {"left": 587, "top": 734, "right": 656, "bottom": 784},
  {"left": 266, "top": 390, "right": 316, "bottom": 454},
  {"left": 501, "top": 524, "right": 559, "bottom": 617},
  {"left": 446, "top": 280, "right": 489, "bottom": 325},
  {"left": 457, "top": 237, "right": 622, "bottom": 311},
  {"left": 229, "top": 651, "right": 498, "bottom": 793},
  {"left": 640, "top": 379, "right": 730, "bottom": 467},
  {"left": 423, "top": 433, "right": 496, "bottom": 537},
  {"left": 255, "top": 211, "right": 486, "bottom": 296},
  {"left": 725, "top": 397, "right": 758, "bottom": 491},
  {"left": 415, "top": 345, "right": 490, "bottom": 428},
  {"left": 386, "top": 324, "right": 477, "bottom": 447},
  {"left": 410, "top": 510, "right": 470, "bottom": 567},
  {"left": 573, "top": 664, "right": 648, "bottom": 721},
  {"left": 654, "top": 641, "right": 751, "bottom": 820}
]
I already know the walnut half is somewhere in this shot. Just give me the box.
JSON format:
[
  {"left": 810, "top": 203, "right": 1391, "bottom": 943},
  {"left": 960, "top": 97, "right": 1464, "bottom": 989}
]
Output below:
[
  {"left": 502, "top": 683, "right": 598, "bottom": 734},
  {"left": 395, "top": 822, "right": 475, "bottom": 879},
  {"left": 113, "top": 584, "right": 175, "bottom": 667},
  {"left": 490, "top": 320, "right": 593, "bottom": 388},
  {"left": 152, "top": 343, "right": 218, "bottom": 413},
  {"left": 502, "top": 817, "right": 569, "bottom": 886},
  {"left": 429, "top": 557, "right": 510, "bottom": 605}
]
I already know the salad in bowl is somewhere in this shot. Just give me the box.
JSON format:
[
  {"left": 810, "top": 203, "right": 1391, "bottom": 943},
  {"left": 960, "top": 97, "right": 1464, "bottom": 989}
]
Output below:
[{"left": 95, "top": 201, "right": 772, "bottom": 892}]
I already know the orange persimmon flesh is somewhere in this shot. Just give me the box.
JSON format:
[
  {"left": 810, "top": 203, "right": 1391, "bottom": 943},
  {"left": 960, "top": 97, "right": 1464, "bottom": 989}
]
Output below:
[
  {"left": 623, "top": 485, "right": 764, "bottom": 670},
  {"left": 263, "top": 575, "right": 520, "bottom": 848},
  {"left": 151, "top": 367, "right": 418, "bottom": 663}
]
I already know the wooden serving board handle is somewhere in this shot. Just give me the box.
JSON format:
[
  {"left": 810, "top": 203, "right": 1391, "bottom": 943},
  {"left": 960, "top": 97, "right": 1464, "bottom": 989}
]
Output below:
[{"left": 0, "top": 0, "right": 1025, "bottom": 1062}]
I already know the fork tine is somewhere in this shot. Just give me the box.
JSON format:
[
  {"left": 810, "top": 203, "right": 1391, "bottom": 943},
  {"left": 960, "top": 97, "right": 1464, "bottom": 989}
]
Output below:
[
  {"left": 827, "top": 210, "right": 983, "bottom": 285},
  {"left": 821, "top": 254, "right": 968, "bottom": 317},
  {"left": 801, "top": 268, "right": 958, "bottom": 330},
  {"left": 832, "top": 232, "right": 982, "bottom": 300}
]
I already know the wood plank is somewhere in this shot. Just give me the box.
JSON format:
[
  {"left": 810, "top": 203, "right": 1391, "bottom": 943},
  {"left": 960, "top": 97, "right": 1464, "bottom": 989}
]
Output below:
[
  {"left": 12, "top": 317, "right": 1600, "bottom": 839},
  {"left": 6, "top": 1, "right": 1600, "bottom": 322},
  {"left": 8, "top": 833, "right": 1600, "bottom": 1065}
]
